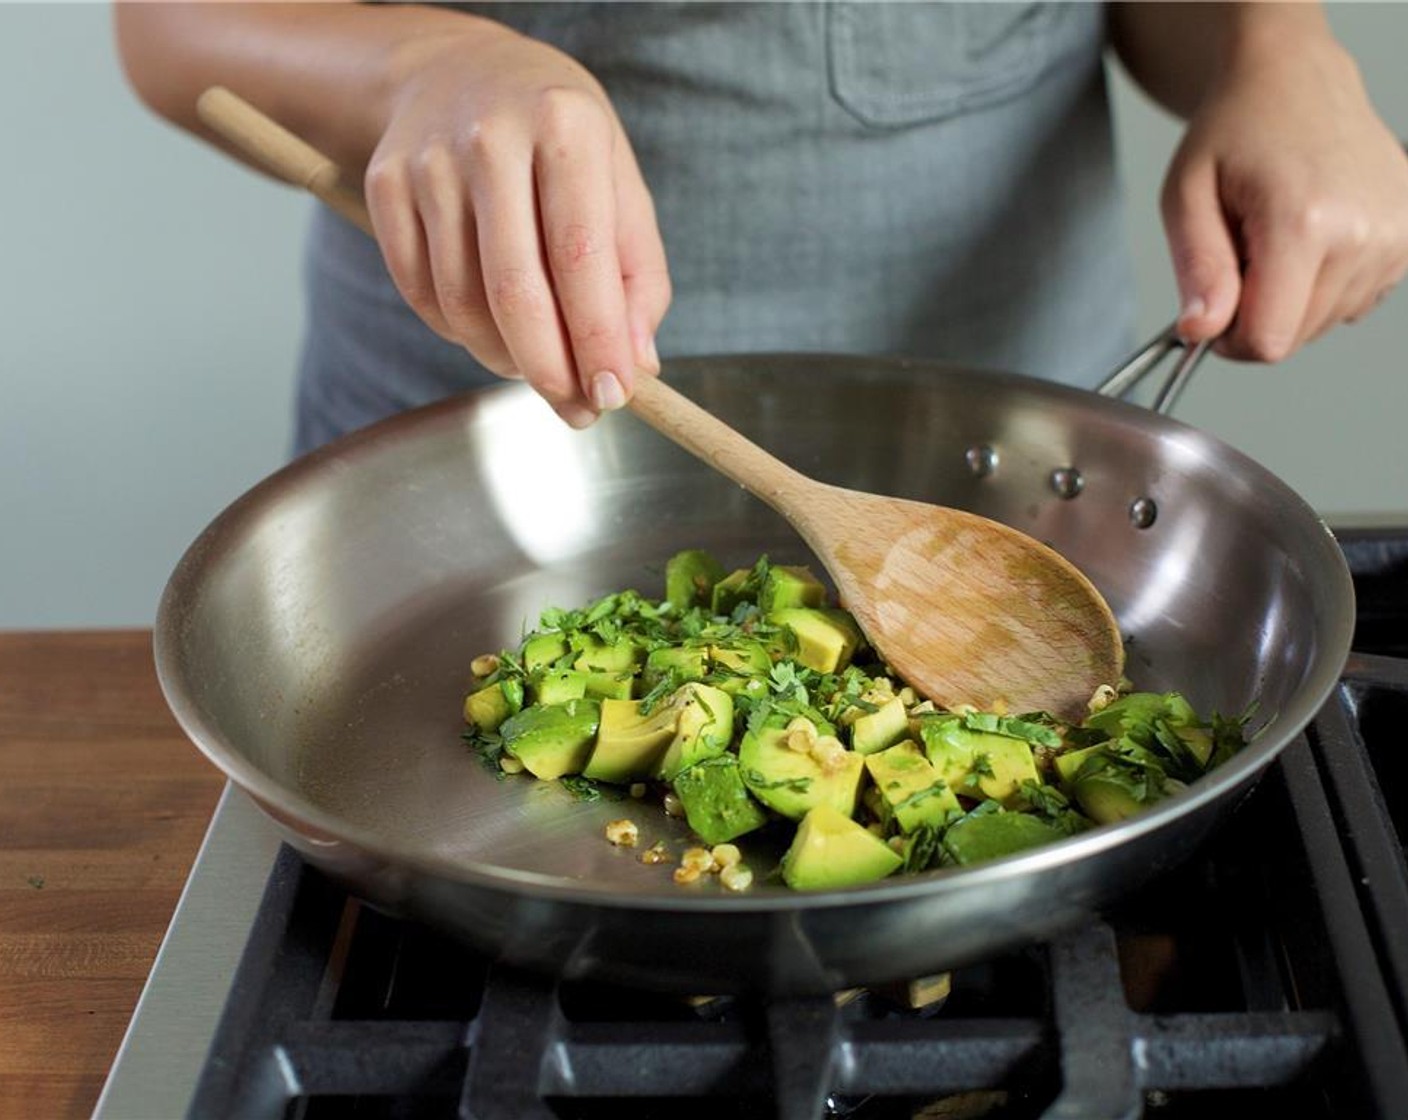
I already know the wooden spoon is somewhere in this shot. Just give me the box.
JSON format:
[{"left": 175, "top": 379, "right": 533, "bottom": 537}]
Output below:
[{"left": 196, "top": 87, "right": 1124, "bottom": 721}]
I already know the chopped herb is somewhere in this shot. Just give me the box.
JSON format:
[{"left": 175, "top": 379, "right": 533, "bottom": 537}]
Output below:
[
  {"left": 902, "top": 825, "right": 940, "bottom": 873},
  {"left": 743, "top": 768, "right": 813, "bottom": 794},
  {"left": 560, "top": 775, "right": 604, "bottom": 802},
  {"left": 894, "top": 782, "right": 950, "bottom": 812}
]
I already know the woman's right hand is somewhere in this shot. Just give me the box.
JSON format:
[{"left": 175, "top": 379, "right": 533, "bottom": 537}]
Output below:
[{"left": 367, "top": 24, "right": 670, "bottom": 428}]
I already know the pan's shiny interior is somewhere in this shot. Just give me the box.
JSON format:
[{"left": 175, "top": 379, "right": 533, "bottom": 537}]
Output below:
[{"left": 157, "top": 356, "right": 1354, "bottom": 902}]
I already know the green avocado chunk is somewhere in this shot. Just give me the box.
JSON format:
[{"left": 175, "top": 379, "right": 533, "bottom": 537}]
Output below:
[
  {"left": 1086, "top": 691, "right": 1198, "bottom": 737},
  {"left": 643, "top": 644, "right": 709, "bottom": 689},
  {"left": 522, "top": 633, "right": 570, "bottom": 673},
  {"left": 710, "top": 568, "right": 752, "bottom": 617},
  {"left": 584, "top": 671, "right": 635, "bottom": 701},
  {"left": 850, "top": 695, "right": 910, "bottom": 755},
  {"left": 463, "top": 681, "right": 519, "bottom": 733},
  {"left": 673, "top": 756, "right": 769, "bottom": 845},
  {"left": 757, "top": 565, "right": 827, "bottom": 613},
  {"left": 919, "top": 718, "right": 1039, "bottom": 806},
  {"left": 665, "top": 549, "right": 727, "bottom": 611},
  {"left": 738, "top": 725, "right": 864, "bottom": 821},
  {"left": 531, "top": 669, "right": 588, "bottom": 706},
  {"left": 1056, "top": 744, "right": 1168, "bottom": 824},
  {"left": 570, "top": 633, "right": 642, "bottom": 673},
  {"left": 499, "top": 698, "right": 601, "bottom": 780},
  {"left": 781, "top": 804, "right": 903, "bottom": 891},
  {"left": 863, "top": 741, "right": 960, "bottom": 833},
  {"left": 652, "top": 683, "right": 735, "bottom": 782},
  {"left": 584, "top": 697, "right": 679, "bottom": 783},
  {"left": 767, "top": 608, "right": 863, "bottom": 673},
  {"left": 941, "top": 811, "right": 1065, "bottom": 866}
]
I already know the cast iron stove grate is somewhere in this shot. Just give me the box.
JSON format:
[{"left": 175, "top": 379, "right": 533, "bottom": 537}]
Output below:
[{"left": 188, "top": 537, "right": 1408, "bottom": 1120}]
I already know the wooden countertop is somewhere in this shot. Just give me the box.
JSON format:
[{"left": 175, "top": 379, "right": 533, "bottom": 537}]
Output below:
[{"left": 0, "top": 631, "right": 225, "bottom": 1120}]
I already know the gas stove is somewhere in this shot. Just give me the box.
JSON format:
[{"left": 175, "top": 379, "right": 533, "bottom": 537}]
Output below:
[{"left": 95, "top": 527, "right": 1408, "bottom": 1120}]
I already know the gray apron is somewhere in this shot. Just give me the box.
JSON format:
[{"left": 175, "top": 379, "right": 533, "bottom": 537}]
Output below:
[{"left": 295, "top": 1, "right": 1133, "bottom": 454}]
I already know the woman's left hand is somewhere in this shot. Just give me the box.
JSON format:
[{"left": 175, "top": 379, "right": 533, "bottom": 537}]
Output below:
[{"left": 1162, "top": 33, "right": 1408, "bottom": 360}]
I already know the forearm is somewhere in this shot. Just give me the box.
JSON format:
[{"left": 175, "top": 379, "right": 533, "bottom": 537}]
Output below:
[
  {"left": 113, "top": 1, "right": 506, "bottom": 175},
  {"left": 1108, "top": 1, "right": 1349, "bottom": 120}
]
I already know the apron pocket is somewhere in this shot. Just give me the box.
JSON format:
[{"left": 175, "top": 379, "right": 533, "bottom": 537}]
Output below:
[{"left": 827, "top": 1, "right": 1088, "bottom": 128}]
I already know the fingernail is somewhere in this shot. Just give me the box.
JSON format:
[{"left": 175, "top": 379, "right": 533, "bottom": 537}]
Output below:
[
  {"left": 589, "top": 370, "right": 627, "bottom": 412},
  {"left": 558, "top": 404, "right": 598, "bottom": 430},
  {"left": 645, "top": 335, "right": 660, "bottom": 373},
  {"left": 1179, "top": 296, "right": 1207, "bottom": 324}
]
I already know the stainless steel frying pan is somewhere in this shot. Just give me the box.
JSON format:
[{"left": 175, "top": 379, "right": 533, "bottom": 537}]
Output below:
[{"left": 155, "top": 348, "right": 1353, "bottom": 994}]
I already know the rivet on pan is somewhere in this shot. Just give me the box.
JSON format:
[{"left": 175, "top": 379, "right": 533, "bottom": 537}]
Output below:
[
  {"left": 1130, "top": 497, "right": 1158, "bottom": 529},
  {"left": 1049, "top": 467, "right": 1084, "bottom": 499},
  {"left": 965, "top": 445, "right": 998, "bottom": 477}
]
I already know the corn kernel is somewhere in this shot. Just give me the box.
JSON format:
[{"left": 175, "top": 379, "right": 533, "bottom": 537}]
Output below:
[
  {"left": 784, "top": 728, "right": 815, "bottom": 753},
  {"left": 629, "top": 782, "right": 647, "bottom": 799},
  {"left": 663, "top": 792, "right": 685, "bottom": 818},
  {"left": 499, "top": 755, "right": 525, "bottom": 775},
  {"left": 673, "top": 865, "right": 702, "bottom": 886},
  {"left": 838, "top": 706, "right": 864, "bottom": 727},
  {"left": 809, "top": 735, "right": 848, "bottom": 774},
  {"left": 897, "top": 687, "right": 917, "bottom": 707},
  {"left": 470, "top": 653, "right": 501, "bottom": 677},
  {"left": 1088, "top": 683, "right": 1119, "bottom": 713},
  {"left": 639, "top": 841, "right": 672, "bottom": 865},
  {"left": 605, "top": 819, "right": 639, "bottom": 847},
  {"left": 681, "top": 846, "right": 716, "bottom": 874},
  {"left": 710, "top": 843, "right": 742, "bottom": 869},
  {"left": 719, "top": 864, "right": 754, "bottom": 892}
]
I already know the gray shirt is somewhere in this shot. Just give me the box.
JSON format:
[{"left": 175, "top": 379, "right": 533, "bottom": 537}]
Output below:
[{"left": 295, "top": 2, "right": 1133, "bottom": 454}]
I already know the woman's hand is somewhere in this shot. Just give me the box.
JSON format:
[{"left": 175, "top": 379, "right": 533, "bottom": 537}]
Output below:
[
  {"left": 1161, "top": 32, "right": 1408, "bottom": 360},
  {"left": 366, "top": 25, "right": 669, "bottom": 427}
]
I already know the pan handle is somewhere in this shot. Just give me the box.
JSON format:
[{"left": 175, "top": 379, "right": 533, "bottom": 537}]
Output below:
[{"left": 1096, "top": 322, "right": 1212, "bottom": 415}]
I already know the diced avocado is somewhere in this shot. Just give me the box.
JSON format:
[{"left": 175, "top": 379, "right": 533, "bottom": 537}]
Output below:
[
  {"left": 781, "top": 804, "right": 903, "bottom": 891},
  {"left": 864, "top": 742, "right": 961, "bottom": 833},
  {"left": 1054, "top": 744, "right": 1102, "bottom": 786},
  {"left": 653, "top": 683, "right": 734, "bottom": 781},
  {"left": 1072, "top": 776, "right": 1147, "bottom": 825},
  {"left": 643, "top": 645, "right": 708, "bottom": 689},
  {"left": 673, "top": 756, "right": 769, "bottom": 845},
  {"left": 738, "top": 726, "right": 864, "bottom": 821},
  {"left": 1174, "top": 725, "right": 1214, "bottom": 768},
  {"left": 1086, "top": 691, "right": 1198, "bottom": 736},
  {"left": 707, "top": 640, "right": 775, "bottom": 695},
  {"left": 920, "top": 719, "right": 1039, "bottom": 806},
  {"left": 850, "top": 696, "right": 910, "bottom": 755},
  {"left": 570, "top": 633, "right": 642, "bottom": 673},
  {"left": 709, "top": 640, "right": 772, "bottom": 677},
  {"left": 522, "top": 633, "right": 570, "bottom": 673},
  {"left": 758, "top": 565, "right": 827, "bottom": 613},
  {"left": 1057, "top": 745, "right": 1168, "bottom": 825},
  {"left": 665, "top": 549, "right": 727, "bottom": 611},
  {"left": 463, "top": 681, "right": 518, "bottom": 733},
  {"left": 531, "top": 669, "right": 588, "bottom": 706},
  {"left": 584, "top": 671, "right": 635, "bottom": 701},
  {"left": 650, "top": 684, "right": 737, "bottom": 777},
  {"left": 584, "top": 697, "right": 679, "bottom": 783},
  {"left": 500, "top": 699, "right": 601, "bottom": 780},
  {"left": 710, "top": 568, "right": 752, "bottom": 616},
  {"left": 767, "top": 608, "right": 863, "bottom": 673},
  {"left": 941, "top": 811, "right": 1065, "bottom": 866}
]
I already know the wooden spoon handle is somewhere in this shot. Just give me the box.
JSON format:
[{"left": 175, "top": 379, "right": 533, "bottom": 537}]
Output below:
[
  {"left": 196, "top": 87, "right": 374, "bottom": 237},
  {"left": 194, "top": 87, "right": 814, "bottom": 520},
  {"left": 627, "top": 377, "right": 813, "bottom": 516}
]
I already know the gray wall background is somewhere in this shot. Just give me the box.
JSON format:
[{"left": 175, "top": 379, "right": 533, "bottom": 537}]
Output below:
[{"left": 3, "top": 3, "right": 1406, "bottom": 628}]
